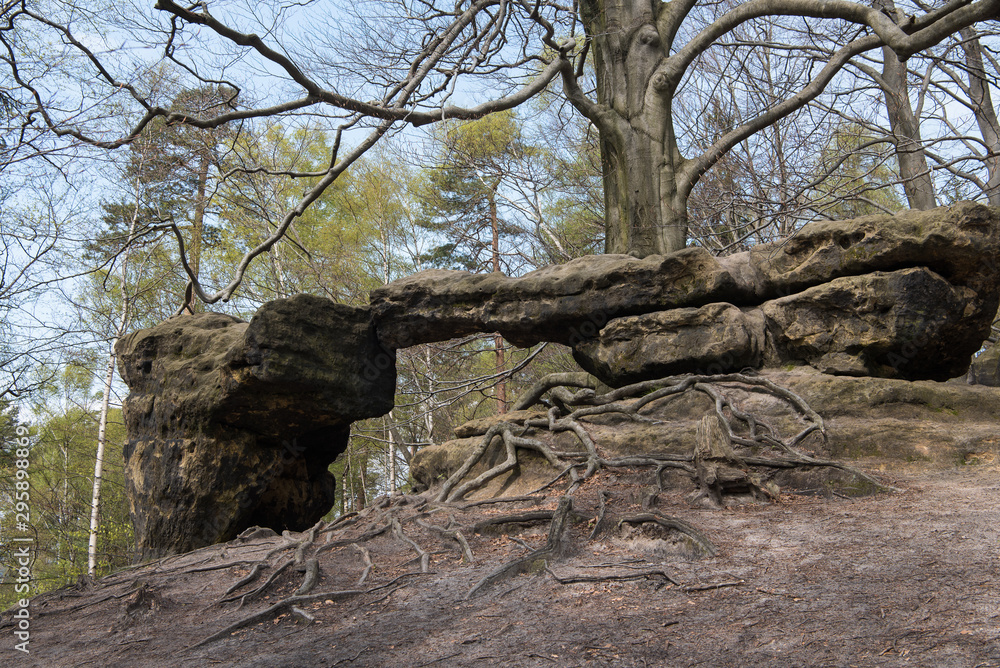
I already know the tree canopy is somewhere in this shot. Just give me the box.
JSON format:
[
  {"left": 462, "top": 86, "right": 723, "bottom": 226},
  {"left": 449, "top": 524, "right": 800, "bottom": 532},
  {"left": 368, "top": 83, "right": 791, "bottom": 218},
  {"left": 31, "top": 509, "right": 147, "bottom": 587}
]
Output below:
[{"left": 2, "top": 0, "right": 1000, "bottom": 302}]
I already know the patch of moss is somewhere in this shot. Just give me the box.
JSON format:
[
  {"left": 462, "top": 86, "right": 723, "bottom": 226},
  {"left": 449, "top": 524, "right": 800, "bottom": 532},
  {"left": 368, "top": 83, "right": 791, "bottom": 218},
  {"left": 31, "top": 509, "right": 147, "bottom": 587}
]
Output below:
[{"left": 828, "top": 475, "right": 880, "bottom": 497}]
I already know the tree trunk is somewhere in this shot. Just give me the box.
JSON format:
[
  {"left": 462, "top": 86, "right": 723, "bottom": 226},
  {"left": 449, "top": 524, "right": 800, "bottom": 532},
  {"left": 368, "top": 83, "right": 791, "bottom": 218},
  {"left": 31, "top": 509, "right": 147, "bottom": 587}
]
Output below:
[
  {"left": 881, "top": 46, "right": 936, "bottom": 209},
  {"left": 87, "top": 349, "right": 115, "bottom": 577},
  {"left": 387, "top": 413, "right": 396, "bottom": 493},
  {"left": 581, "top": 0, "right": 687, "bottom": 257},
  {"left": 878, "top": 0, "right": 936, "bottom": 210},
  {"left": 489, "top": 185, "right": 508, "bottom": 413},
  {"left": 960, "top": 27, "right": 1000, "bottom": 205},
  {"left": 88, "top": 165, "right": 143, "bottom": 576}
]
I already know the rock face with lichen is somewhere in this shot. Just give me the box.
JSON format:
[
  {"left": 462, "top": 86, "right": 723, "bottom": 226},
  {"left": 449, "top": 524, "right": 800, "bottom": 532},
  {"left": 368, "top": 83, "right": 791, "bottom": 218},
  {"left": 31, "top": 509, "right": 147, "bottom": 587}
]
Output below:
[{"left": 116, "top": 294, "right": 395, "bottom": 560}]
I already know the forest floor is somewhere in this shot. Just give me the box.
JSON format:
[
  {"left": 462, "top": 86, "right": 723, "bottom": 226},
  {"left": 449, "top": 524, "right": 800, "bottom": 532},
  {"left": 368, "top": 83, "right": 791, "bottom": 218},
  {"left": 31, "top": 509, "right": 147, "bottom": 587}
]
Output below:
[{"left": 3, "top": 458, "right": 999, "bottom": 667}]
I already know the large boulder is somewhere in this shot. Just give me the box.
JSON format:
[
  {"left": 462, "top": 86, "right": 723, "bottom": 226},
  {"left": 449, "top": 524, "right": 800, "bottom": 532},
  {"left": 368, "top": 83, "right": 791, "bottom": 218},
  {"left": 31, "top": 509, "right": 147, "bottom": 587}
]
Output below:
[
  {"left": 116, "top": 294, "right": 395, "bottom": 559},
  {"left": 569, "top": 204, "right": 1000, "bottom": 386},
  {"left": 761, "top": 267, "right": 980, "bottom": 380},
  {"left": 572, "top": 266, "right": 990, "bottom": 386},
  {"left": 572, "top": 303, "right": 766, "bottom": 385},
  {"left": 370, "top": 248, "right": 741, "bottom": 348}
]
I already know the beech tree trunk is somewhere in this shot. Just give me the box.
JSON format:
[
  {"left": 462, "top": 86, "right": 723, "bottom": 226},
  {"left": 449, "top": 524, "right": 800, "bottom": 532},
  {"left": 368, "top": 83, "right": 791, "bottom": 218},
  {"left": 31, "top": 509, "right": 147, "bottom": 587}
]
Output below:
[
  {"left": 582, "top": 0, "right": 688, "bottom": 257},
  {"left": 881, "top": 43, "right": 936, "bottom": 210},
  {"left": 876, "top": 0, "right": 936, "bottom": 210},
  {"left": 960, "top": 27, "right": 1000, "bottom": 206}
]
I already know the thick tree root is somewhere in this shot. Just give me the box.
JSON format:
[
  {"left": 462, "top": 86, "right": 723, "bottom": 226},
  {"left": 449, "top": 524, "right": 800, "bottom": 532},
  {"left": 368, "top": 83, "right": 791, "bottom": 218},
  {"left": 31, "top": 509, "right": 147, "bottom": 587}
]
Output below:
[
  {"left": 294, "top": 558, "right": 320, "bottom": 595},
  {"left": 441, "top": 372, "right": 897, "bottom": 504},
  {"left": 617, "top": 512, "right": 718, "bottom": 558},
  {"left": 466, "top": 496, "right": 575, "bottom": 599}
]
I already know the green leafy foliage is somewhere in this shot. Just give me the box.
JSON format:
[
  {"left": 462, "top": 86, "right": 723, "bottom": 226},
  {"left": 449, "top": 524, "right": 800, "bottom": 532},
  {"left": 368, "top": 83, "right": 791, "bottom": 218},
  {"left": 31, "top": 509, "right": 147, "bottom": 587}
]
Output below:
[{"left": 0, "top": 374, "right": 132, "bottom": 609}]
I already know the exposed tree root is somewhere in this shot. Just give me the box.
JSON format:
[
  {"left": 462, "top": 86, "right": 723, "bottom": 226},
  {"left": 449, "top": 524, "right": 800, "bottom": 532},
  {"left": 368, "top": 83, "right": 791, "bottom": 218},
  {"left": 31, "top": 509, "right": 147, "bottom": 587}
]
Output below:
[
  {"left": 617, "top": 512, "right": 718, "bottom": 558},
  {"left": 352, "top": 544, "right": 373, "bottom": 585},
  {"left": 683, "top": 579, "right": 745, "bottom": 592},
  {"left": 218, "top": 557, "right": 293, "bottom": 606},
  {"left": 441, "top": 372, "right": 897, "bottom": 505},
  {"left": 294, "top": 558, "right": 320, "bottom": 595},
  {"left": 466, "top": 496, "right": 575, "bottom": 599},
  {"left": 512, "top": 372, "right": 596, "bottom": 411},
  {"left": 391, "top": 516, "right": 430, "bottom": 573},
  {"left": 316, "top": 522, "right": 391, "bottom": 555},
  {"left": 222, "top": 563, "right": 264, "bottom": 597},
  {"left": 460, "top": 495, "right": 544, "bottom": 509},
  {"left": 437, "top": 422, "right": 565, "bottom": 502},
  {"left": 471, "top": 510, "right": 555, "bottom": 534},
  {"left": 545, "top": 566, "right": 679, "bottom": 587},
  {"left": 190, "top": 588, "right": 364, "bottom": 650},
  {"left": 589, "top": 490, "right": 610, "bottom": 540},
  {"left": 290, "top": 605, "right": 315, "bottom": 624},
  {"left": 416, "top": 517, "right": 474, "bottom": 563}
]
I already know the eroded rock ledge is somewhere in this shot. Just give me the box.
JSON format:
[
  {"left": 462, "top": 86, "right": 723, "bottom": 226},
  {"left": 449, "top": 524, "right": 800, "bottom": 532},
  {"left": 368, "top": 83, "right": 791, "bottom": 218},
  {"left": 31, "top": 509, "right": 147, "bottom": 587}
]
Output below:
[{"left": 372, "top": 202, "right": 1000, "bottom": 383}]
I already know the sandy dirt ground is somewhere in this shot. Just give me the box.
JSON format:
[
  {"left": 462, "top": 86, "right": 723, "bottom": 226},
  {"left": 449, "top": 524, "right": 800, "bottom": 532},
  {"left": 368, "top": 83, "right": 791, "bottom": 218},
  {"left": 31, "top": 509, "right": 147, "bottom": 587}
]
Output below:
[{"left": 3, "top": 462, "right": 999, "bottom": 668}]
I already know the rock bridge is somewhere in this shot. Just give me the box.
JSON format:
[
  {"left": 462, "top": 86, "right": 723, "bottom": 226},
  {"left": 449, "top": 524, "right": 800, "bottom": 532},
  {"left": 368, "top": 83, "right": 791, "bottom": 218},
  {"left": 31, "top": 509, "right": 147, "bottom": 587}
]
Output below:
[{"left": 116, "top": 202, "right": 1000, "bottom": 559}]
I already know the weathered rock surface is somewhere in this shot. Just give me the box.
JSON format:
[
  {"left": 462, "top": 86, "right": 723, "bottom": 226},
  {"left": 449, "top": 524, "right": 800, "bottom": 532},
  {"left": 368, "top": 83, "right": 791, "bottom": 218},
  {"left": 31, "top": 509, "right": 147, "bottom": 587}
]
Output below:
[
  {"left": 371, "top": 247, "right": 739, "bottom": 348},
  {"left": 729, "top": 201, "right": 1000, "bottom": 301},
  {"left": 573, "top": 266, "right": 987, "bottom": 385},
  {"left": 116, "top": 294, "right": 395, "bottom": 559},
  {"left": 572, "top": 303, "right": 766, "bottom": 385},
  {"left": 968, "top": 342, "right": 1000, "bottom": 386},
  {"left": 372, "top": 203, "right": 1000, "bottom": 364},
  {"left": 761, "top": 267, "right": 979, "bottom": 380}
]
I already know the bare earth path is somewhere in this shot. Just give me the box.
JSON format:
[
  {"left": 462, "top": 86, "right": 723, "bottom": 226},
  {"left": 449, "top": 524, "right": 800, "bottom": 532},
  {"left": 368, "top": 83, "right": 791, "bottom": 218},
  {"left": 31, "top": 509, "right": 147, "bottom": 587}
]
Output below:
[{"left": 4, "top": 464, "right": 1000, "bottom": 667}]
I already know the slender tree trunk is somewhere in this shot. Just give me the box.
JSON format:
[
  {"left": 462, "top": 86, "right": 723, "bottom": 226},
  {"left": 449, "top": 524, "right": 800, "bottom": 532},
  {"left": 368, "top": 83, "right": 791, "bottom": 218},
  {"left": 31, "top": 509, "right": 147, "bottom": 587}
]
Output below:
[
  {"left": 489, "top": 186, "right": 508, "bottom": 413},
  {"left": 88, "top": 165, "right": 144, "bottom": 577},
  {"left": 878, "top": 0, "right": 936, "bottom": 210},
  {"left": 960, "top": 27, "right": 1000, "bottom": 205},
  {"left": 340, "top": 460, "right": 347, "bottom": 515},
  {"left": 422, "top": 346, "right": 436, "bottom": 445},
  {"left": 357, "top": 453, "right": 368, "bottom": 510},
  {"left": 87, "top": 352, "right": 115, "bottom": 577},
  {"left": 387, "top": 412, "right": 396, "bottom": 493}
]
